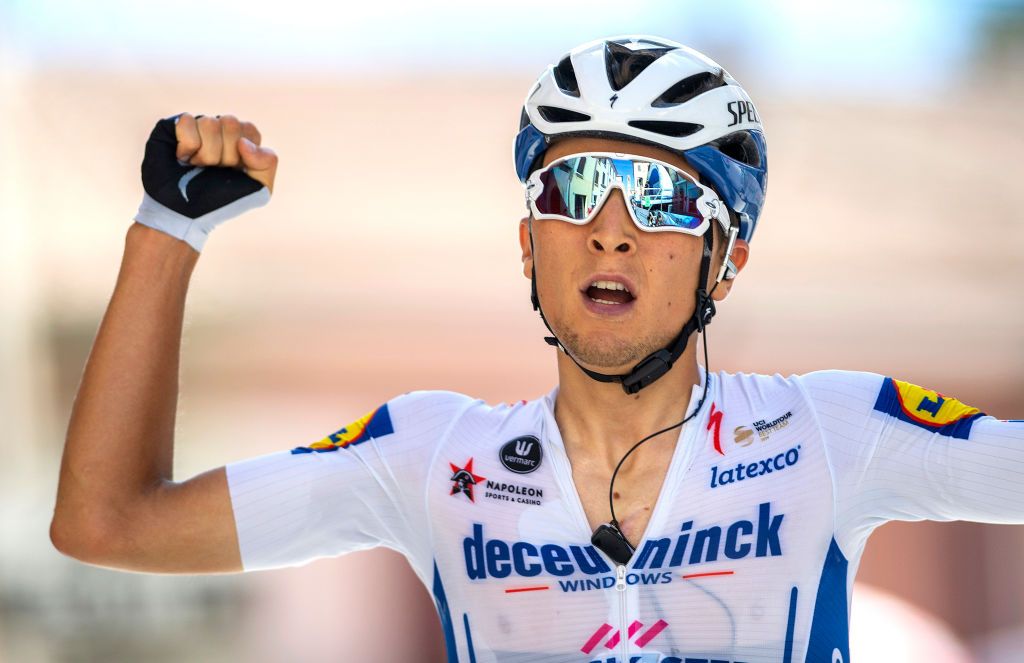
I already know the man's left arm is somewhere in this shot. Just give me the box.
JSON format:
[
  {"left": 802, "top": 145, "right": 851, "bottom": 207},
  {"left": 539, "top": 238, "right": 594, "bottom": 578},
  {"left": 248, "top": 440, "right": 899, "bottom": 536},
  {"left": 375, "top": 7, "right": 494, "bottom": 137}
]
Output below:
[{"left": 797, "top": 370, "right": 1024, "bottom": 553}]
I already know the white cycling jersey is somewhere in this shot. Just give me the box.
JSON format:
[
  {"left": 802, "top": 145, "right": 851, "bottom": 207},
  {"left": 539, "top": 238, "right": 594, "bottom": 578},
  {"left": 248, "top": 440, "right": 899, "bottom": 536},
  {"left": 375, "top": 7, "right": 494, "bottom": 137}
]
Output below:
[{"left": 226, "top": 368, "right": 1024, "bottom": 663}]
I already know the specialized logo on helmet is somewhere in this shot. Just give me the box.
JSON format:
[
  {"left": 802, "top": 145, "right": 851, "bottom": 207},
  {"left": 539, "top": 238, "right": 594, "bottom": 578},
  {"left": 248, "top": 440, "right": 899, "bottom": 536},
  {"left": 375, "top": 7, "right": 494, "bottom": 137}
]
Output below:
[
  {"left": 290, "top": 405, "right": 394, "bottom": 454},
  {"left": 872, "top": 377, "right": 984, "bottom": 439},
  {"left": 727, "top": 100, "right": 760, "bottom": 127}
]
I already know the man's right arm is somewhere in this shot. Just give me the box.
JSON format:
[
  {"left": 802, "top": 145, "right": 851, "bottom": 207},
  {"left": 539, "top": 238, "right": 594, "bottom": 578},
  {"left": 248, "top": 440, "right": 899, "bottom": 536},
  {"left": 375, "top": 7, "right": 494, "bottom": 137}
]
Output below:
[
  {"left": 51, "top": 223, "right": 242, "bottom": 573},
  {"left": 50, "top": 113, "right": 277, "bottom": 574}
]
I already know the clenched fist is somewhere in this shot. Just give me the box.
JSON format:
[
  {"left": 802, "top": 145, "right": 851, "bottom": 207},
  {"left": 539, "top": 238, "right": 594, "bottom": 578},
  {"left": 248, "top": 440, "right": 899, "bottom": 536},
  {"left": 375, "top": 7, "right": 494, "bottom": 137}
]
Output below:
[{"left": 134, "top": 113, "right": 278, "bottom": 252}]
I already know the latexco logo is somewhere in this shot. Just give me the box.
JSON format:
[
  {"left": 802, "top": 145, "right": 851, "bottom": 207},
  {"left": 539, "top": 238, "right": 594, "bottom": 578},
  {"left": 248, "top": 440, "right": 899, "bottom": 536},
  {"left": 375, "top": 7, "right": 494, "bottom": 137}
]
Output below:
[{"left": 710, "top": 445, "right": 802, "bottom": 489}]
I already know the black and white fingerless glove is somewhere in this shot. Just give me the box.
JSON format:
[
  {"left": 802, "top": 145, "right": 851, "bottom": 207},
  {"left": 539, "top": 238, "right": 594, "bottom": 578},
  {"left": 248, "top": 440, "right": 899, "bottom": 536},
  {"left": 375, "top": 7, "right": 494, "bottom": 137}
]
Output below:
[{"left": 134, "top": 114, "right": 270, "bottom": 252}]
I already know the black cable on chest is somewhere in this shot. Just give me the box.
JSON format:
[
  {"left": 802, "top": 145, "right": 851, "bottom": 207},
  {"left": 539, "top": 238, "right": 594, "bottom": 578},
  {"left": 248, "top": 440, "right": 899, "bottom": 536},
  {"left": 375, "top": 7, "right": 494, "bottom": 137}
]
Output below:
[{"left": 590, "top": 287, "right": 716, "bottom": 566}]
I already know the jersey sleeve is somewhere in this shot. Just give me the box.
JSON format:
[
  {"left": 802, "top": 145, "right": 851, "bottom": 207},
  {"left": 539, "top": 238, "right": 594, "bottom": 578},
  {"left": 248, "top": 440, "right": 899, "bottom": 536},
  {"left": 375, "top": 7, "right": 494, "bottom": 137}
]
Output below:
[
  {"left": 224, "top": 390, "right": 472, "bottom": 572},
  {"left": 796, "top": 370, "right": 1024, "bottom": 556}
]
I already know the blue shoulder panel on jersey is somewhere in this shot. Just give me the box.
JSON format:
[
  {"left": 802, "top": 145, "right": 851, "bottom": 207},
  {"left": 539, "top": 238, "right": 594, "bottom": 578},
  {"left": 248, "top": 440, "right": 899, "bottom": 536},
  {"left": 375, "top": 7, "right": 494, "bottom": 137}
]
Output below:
[
  {"left": 806, "top": 537, "right": 850, "bottom": 662},
  {"left": 872, "top": 377, "right": 984, "bottom": 440},
  {"left": 291, "top": 404, "right": 395, "bottom": 454}
]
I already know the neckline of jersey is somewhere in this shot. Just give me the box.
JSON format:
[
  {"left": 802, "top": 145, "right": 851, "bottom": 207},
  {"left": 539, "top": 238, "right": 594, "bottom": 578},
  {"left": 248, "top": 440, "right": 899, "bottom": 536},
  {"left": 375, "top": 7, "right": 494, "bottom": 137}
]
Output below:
[{"left": 538, "top": 365, "right": 716, "bottom": 566}]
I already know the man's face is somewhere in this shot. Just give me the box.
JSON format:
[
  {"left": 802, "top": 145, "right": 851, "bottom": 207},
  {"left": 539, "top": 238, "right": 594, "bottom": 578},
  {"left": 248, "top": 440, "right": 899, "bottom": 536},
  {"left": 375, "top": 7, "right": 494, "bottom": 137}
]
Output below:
[{"left": 518, "top": 136, "right": 746, "bottom": 373}]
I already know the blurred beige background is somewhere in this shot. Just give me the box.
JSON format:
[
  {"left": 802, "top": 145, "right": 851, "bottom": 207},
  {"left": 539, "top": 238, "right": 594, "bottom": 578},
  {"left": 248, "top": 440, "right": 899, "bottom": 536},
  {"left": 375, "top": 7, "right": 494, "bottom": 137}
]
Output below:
[{"left": 1, "top": 1, "right": 1023, "bottom": 661}]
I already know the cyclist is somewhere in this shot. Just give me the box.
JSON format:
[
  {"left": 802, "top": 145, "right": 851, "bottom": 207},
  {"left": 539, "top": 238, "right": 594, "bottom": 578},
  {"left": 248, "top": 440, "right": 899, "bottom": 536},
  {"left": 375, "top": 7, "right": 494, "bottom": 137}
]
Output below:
[{"left": 51, "top": 36, "right": 1024, "bottom": 663}]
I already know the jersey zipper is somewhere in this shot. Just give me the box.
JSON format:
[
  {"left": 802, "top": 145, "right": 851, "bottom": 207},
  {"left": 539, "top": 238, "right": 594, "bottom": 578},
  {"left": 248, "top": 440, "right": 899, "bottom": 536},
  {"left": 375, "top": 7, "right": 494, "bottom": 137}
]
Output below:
[
  {"left": 540, "top": 377, "right": 711, "bottom": 662},
  {"left": 616, "top": 564, "right": 628, "bottom": 663}
]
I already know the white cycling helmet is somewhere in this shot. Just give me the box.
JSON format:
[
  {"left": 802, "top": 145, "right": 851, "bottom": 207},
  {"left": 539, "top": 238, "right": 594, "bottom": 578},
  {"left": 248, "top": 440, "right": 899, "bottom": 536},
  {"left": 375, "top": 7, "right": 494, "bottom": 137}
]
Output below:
[{"left": 514, "top": 35, "right": 767, "bottom": 242}]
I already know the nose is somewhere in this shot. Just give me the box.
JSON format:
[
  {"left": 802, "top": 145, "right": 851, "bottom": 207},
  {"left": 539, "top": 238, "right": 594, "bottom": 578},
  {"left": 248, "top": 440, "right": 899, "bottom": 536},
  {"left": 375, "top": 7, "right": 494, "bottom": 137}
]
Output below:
[{"left": 587, "top": 187, "right": 637, "bottom": 255}]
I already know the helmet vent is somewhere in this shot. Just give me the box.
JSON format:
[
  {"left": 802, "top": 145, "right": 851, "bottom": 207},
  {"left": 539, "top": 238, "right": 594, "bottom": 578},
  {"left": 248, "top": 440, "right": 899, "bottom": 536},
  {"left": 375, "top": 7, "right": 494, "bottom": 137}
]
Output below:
[
  {"left": 552, "top": 56, "right": 580, "bottom": 97},
  {"left": 652, "top": 70, "right": 728, "bottom": 107},
  {"left": 538, "top": 106, "right": 591, "bottom": 123},
  {"left": 628, "top": 120, "right": 704, "bottom": 138},
  {"left": 604, "top": 40, "right": 674, "bottom": 92},
  {"left": 709, "top": 131, "right": 763, "bottom": 168}
]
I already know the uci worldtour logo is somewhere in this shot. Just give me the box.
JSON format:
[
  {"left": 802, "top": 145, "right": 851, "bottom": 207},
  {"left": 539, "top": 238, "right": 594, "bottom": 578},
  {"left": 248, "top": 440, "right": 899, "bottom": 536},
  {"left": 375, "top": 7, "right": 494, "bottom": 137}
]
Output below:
[
  {"left": 499, "top": 435, "right": 543, "bottom": 474},
  {"left": 733, "top": 410, "right": 793, "bottom": 448}
]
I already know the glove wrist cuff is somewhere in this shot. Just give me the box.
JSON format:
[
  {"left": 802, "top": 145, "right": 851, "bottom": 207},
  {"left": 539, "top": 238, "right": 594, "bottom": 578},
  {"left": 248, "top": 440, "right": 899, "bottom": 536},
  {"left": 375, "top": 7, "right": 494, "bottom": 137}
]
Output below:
[{"left": 134, "top": 188, "right": 270, "bottom": 252}]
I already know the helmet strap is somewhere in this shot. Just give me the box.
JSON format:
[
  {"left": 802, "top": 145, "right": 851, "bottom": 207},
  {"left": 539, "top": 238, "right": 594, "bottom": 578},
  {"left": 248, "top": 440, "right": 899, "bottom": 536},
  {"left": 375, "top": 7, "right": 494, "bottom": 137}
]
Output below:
[{"left": 529, "top": 223, "right": 716, "bottom": 395}]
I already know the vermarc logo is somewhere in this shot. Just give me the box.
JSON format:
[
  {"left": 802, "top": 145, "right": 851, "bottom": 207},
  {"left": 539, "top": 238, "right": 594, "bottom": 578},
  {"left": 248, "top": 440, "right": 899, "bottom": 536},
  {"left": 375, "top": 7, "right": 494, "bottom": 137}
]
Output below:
[{"left": 499, "top": 435, "right": 543, "bottom": 474}]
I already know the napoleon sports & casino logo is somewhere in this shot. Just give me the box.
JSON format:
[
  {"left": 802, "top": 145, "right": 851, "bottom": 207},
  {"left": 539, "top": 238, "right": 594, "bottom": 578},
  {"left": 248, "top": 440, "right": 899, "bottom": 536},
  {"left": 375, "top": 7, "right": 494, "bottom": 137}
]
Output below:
[{"left": 462, "top": 501, "right": 784, "bottom": 593}]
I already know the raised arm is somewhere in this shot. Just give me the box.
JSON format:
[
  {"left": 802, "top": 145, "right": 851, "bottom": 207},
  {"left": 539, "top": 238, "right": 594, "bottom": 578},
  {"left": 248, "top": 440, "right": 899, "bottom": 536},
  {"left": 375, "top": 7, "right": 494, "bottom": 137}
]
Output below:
[{"left": 50, "top": 114, "right": 277, "bottom": 573}]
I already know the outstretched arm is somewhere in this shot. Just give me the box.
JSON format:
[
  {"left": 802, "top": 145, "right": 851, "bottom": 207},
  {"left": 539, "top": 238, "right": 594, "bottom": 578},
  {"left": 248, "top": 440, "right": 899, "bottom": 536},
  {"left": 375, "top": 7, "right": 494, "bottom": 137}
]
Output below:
[{"left": 799, "top": 370, "right": 1024, "bottom": 556}]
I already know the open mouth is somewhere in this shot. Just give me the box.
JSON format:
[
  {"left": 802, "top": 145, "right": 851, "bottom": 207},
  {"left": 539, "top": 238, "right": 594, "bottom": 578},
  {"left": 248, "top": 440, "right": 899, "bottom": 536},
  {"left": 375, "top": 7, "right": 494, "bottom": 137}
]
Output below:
[{"left": 584, "top": 280, "right": 635, "bottom": 306}]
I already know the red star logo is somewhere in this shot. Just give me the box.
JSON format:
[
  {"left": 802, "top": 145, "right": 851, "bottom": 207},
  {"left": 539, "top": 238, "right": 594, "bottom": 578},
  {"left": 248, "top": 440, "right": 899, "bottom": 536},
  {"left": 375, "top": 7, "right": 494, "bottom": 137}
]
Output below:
[{"left": 449, "top": 457, "right": 486, "bottom": 502}]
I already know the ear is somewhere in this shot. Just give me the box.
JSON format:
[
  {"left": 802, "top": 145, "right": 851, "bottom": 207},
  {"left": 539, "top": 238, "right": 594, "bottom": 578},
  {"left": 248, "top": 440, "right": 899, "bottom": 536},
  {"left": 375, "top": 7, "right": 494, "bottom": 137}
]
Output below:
[
  {"left": 518, "top": 216, "right": 533, "bottom": 279},
  {"left": 710, "top": 238, "right": 750, "bottom": 302}
]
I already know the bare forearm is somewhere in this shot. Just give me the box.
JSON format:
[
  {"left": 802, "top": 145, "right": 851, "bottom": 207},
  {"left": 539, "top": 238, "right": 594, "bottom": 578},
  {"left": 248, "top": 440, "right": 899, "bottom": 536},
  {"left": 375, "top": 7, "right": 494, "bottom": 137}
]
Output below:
[{"left": 54, "top": 222, "right": 198, "bottom": 534}]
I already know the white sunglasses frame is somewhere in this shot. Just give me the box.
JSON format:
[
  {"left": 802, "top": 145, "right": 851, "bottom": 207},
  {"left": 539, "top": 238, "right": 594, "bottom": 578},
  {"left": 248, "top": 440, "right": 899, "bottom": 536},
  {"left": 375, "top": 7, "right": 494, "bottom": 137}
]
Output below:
[{"left": 524, "top": 151, "right": 731, "bottom": 238}]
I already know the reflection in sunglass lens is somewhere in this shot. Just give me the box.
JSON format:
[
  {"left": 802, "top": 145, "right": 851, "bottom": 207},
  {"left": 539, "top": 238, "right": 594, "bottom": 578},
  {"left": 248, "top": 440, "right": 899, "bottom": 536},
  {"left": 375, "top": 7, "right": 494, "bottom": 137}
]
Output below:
[
  {"left": 627, "top": 163, "right": 704, "bottom": 231},
  {"left": 534, "top": 156, "right": 708, "bottom": 231},
  {"left": 537, "top": 165, "right": 573, "bottom": 218}
]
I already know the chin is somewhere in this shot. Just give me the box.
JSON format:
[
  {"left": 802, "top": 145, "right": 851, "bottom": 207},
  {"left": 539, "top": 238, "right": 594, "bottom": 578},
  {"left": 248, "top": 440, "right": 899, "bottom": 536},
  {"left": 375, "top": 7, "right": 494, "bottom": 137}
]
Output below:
[{"left": 559, "top": 329, "right": 655, "bottom": 370}]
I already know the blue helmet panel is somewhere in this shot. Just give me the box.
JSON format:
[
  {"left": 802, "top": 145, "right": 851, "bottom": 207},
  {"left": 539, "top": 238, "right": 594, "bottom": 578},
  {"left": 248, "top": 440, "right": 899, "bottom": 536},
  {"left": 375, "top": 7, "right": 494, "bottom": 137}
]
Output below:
[
  {"left": 514, "top": 124, "right": 547, "bottom": 183},
  {"left": 683, "top": 130, "right": 767, "bottom": 242}
]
